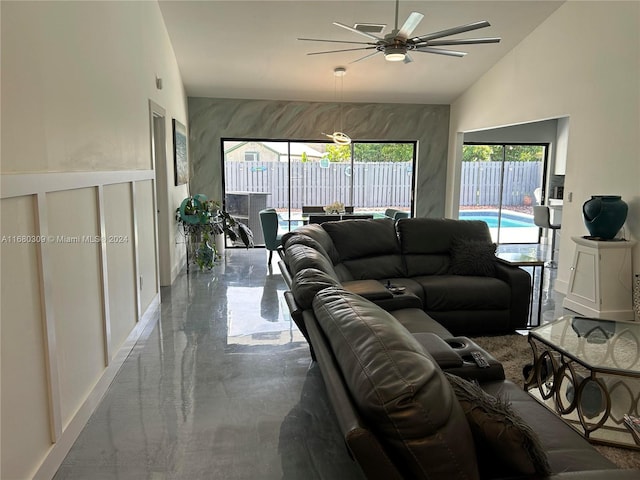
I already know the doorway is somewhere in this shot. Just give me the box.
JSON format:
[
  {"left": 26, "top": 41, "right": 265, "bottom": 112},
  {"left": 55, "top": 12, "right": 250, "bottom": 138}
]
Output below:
[
  {"left": 149, "top": 101, "right": 170, "bottom": 287},
  {"left": 458, "top": 143, "right": 547, "bottom": 244}
]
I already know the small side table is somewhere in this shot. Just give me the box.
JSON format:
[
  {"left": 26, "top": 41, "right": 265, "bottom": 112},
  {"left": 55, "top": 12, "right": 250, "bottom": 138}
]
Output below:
[
  {"left": 563, "top": 237, "right": 636, "bottom": 321},
  {"left": 496, "top": 252, "right": 545, "bottom": 327}
]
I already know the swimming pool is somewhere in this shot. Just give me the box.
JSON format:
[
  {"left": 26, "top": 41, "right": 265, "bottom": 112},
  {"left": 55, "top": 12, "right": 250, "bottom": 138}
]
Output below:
[{"left": 459, "top": 210, "right": 534, "bottom": 228}]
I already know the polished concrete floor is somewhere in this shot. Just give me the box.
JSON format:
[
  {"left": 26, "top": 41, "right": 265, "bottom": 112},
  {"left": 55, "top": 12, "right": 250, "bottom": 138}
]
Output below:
[{"left": 54, "top": 244, "right": 564, "bottom": 480}]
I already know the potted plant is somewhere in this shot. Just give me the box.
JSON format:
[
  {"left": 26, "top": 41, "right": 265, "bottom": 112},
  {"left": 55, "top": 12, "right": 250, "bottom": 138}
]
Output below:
[{"left": 176, "top": 194, "right": 253, "bottom": 270}]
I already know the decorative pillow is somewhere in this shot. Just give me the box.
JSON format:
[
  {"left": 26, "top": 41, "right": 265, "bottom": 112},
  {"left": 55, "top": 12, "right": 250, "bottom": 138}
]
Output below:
[
  {"left": 445, "top": 372, "right": 551, "bottom": 477},
  {"left": 449, "top": 237, "right": 497, "bottom": 276}
]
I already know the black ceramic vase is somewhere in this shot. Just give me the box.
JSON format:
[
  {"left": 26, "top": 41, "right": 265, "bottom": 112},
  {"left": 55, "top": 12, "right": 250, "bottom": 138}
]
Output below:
[{"left": 582, "top": 195, "right": 628, "bottom": 240}]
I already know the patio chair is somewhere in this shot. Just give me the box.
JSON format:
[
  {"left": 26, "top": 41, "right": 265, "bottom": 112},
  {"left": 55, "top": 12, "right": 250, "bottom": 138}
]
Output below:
[
  {"left": 533, "top": 205, "right": 561, "bottom": 268},
  {"left": 259, "top": 208, "right": 283, "bottom": 265}
]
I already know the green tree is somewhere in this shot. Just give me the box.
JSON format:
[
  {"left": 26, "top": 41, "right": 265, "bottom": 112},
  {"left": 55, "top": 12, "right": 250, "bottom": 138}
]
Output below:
[
  {"left": 462, "top": 145, "right": 496, "bottom": 162},
  {"left": 325, "top": 144, "right": 351, "bottom": 162},
  {"left": 353, "top": 143, "right": 413, "bottom": 162}
]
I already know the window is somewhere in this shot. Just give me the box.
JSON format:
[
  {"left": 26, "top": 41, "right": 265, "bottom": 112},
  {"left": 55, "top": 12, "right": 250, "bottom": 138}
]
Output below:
[
  {"left": 222, "top": 139, "right": 416, "bottom": 244},
  {"left": 458, "top": 143, "right": 547, "bottom": 244}
]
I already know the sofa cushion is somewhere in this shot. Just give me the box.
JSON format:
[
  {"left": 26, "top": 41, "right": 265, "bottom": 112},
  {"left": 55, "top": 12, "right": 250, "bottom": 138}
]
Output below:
[
  {"left": 323, "top": 218, "right": 400, "bottom": 260},
  {"left": 397, "top": 218, "right": 492, "bottom": 254},
  {"left": 402, "top": 253, "right": 451, "bottom": 277},
  {"left": 445, "top": 373, "right": 551, "bottom": 477},
  {"left": 415, "top": 275, "right": 510, "bottom": 310},
  {"left": 284, "top": 234, "right": 331, "bottom": 259},
  {"left": 313, "top": 288, "right": 480, "bottom": 480},
  {"left": 292, "top": 268, "right": 340, "bottom": 310},
  {"left": 449, "top": 238, "right": 497, "bottom": 276},
  {"left": 284, "top": 223, "right": 341, "bottom": 264},
  {"left": 342, "top": 255, "right": 406, "bottom": 280},
  {"left": 285, "top": 243, "right": 338, "bottom": 279}
]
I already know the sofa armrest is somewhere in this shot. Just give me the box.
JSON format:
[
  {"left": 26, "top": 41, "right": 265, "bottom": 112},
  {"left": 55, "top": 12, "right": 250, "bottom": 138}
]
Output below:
[
  {"left": 342, "top": 280, "right": 393, "bottom": 300},
  {"left": 303, "top": 310, "right": 404, "bottom": 480},
  {"left": 494, "top": 261, "right": 531, "bottom": 331},
  {"left": 279, "top": 259, "right": 293, "bottom": 289}
]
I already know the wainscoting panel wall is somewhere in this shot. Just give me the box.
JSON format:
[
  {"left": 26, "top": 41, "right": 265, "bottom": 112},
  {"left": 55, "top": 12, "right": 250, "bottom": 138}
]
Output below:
[
  {"left": 0, "top": 171, "right": 159, "bottom": 480},
  {"left": 0, "top": 194, "right": 52, "bottom": 477}
]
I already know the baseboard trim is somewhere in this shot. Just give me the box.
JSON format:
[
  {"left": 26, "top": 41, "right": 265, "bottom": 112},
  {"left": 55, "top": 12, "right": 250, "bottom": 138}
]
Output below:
[
  {"left": 554, "top": 278, "right": 569, "bottom": 295},
  {"left": 32, "top": 294, "right": 160, "bottom": 480}
]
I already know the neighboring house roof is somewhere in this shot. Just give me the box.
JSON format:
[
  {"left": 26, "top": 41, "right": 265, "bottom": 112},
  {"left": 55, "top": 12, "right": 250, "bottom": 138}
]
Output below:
[
  {"left": 261, "top": 142, "right": 323, "bottom": 159},
  {"left": 225, "top": 141, "right": 324, "bottom": 159}
]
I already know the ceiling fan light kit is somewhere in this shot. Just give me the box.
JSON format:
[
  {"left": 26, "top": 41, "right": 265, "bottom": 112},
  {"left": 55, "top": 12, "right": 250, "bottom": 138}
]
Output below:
[
  {"left": 324, "top": 67, "right": 352, "bottom": 145},
  {"left": 384, "top": 44, "right": 407, "bottom": 62},
  {"left": 299, "top": 0, "right": 501, "bottom": 64}
]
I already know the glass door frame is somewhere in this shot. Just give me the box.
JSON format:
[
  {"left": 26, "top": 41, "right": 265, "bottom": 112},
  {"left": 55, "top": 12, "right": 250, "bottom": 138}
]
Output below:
[
  {"left": 460, "top": 142, "right": 550, "bottom": 244},
  {"left": 220, "top": 138, "right": 417, "bottom": 242}
]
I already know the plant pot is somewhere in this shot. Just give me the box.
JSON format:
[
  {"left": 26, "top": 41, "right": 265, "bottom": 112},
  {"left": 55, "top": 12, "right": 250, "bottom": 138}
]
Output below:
[
  {"left": 214, "top": 233, "right": 225, "bottom": 257},
  {"left": 582, "top": 195, "right": 628, "bottom": 240}
]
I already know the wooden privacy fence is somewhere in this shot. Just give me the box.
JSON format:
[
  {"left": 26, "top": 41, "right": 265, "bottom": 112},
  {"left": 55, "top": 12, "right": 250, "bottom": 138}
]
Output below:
[
  {"left": 223, "top": 160, "right": 542, "bottom": 209},
  {"left": 224, "top": 161, "right": 413, "bottom": 209},
  {"left": 459, "top": 161, "right": 542, "bottom": 206}
]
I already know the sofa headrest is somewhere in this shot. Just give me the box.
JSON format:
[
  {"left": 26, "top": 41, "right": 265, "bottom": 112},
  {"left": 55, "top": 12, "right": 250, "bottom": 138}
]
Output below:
[
  {"left": 283, "top": 224, "right": 340, "bottom": 264},
  {"left": 283, "top": 234, "right": 330, "bottom": 259},
  {"left": 397, "top": 218, "right": 492, "bottom": 254},
  {"left": 312, "top": 287, "right": 479, "bottom": 480},
  {"left": 322, "top": 218, "right": 400, "bottom": 261},
  {"left": 291, "top": 268, "right": 340, "bottom": 310},
  {"left": 285, "top": 243, "right": 338, "bottom": 279}
]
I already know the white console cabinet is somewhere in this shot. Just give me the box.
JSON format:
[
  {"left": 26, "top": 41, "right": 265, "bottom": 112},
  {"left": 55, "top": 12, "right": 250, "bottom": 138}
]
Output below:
[{"left": 563, "top": 237, "right": 636, "bottom": 320}]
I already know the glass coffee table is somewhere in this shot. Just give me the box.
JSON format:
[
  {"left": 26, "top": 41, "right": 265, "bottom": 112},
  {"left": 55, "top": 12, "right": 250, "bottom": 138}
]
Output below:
[{"left": 526, "top": 315, "right": 640, "bottom": 449}]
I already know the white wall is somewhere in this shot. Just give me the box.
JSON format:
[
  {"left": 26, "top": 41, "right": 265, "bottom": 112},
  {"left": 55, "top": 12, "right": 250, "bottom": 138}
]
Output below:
[
  {"left": 448, "top": 1, "right": 640, "bottom": 290},
  {"left": 0, "top": 1, "right": 188, "bottom": 478}
]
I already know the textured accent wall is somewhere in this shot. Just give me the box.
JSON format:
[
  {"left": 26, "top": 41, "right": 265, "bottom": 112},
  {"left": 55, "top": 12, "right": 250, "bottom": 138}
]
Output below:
[{"left": 188, "top": 98, "right": 450, "bottom": 218}]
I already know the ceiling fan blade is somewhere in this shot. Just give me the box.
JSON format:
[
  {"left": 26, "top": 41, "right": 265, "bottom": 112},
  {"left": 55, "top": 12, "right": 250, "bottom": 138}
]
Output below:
[
  {"left": 397, "top": 12, "right": 424, "bottom": 39},
  {"left": 307, "top": 46, "right": 376, "bottom": 56},
  {"left": 413, "top": 47, "right": 468, "bottom": 57},
  {"left": 298, "top": 37, "right": 376, "bottom": 46},
  {"left": 350, "top": 50, "right": 382, "bottom": 64},
  {"left": 425, "top": 37, "right": 501, "bottom": 46},
  {"left": 411, "top": 20, "right": 491, "bottom": 43},
  {"left": 333, "top": 22, "right": 382, "bottom": 41}
]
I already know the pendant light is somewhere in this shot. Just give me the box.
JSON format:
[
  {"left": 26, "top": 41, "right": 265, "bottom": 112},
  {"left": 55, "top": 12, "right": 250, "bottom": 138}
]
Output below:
[{"left": 323, "top": 67, "right": 351, "bottom": 145}]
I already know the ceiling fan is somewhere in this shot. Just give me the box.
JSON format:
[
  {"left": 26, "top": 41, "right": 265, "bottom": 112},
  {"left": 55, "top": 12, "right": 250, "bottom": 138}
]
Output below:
[{"left": 298, "top": 0, "right": 501, "bottom": 64}]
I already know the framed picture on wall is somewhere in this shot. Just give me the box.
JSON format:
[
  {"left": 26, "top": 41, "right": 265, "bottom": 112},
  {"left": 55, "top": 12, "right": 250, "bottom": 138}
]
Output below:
[{"left": 173, "top": 119, "right": 188, "bottom": 185}]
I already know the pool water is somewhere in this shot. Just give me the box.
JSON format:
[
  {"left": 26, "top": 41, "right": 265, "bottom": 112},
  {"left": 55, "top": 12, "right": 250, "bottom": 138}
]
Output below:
[{"left": 459, "top": 210, "right": 534, "bottom": 228}]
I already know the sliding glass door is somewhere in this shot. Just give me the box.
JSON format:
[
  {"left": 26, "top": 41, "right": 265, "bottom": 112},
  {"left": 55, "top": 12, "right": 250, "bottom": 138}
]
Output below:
[
  {"left": 459, "top": 143, "right": 547, "bottom": 244},
  {"left": 222, "top": 139, "right": 415, "bottom": 245}
]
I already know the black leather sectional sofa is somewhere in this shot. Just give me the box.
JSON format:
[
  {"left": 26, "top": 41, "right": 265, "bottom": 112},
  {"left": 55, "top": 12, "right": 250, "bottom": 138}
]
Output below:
[
  {"left": 281, "top": 217, "right": 531, "bottom": 337},
  {"left": 279, "top": 218, "right": 639, "bottom": 479}
]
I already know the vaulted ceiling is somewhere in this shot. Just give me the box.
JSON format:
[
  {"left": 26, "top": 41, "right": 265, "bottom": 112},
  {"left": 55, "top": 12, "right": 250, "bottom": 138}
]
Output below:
[{"left": 159, "top": 1, "right": 564, "bottom": 104}]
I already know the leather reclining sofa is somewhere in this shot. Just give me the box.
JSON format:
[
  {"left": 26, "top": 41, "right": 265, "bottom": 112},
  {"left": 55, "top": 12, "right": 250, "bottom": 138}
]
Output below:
[
  {"left": 279, "top": 218, "right": 639, "bottom": 479},
  {"left": 289, "top": 281, "right": 638, "bottom": 479},
  {"left": 281, "top": 217, "right": 531, "bottom": 337}
]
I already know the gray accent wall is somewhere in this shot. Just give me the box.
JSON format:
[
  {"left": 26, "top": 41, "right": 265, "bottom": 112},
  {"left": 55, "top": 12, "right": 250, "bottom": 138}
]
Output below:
[{"left": 188, "top": 97, "right": 450, "bottom": 218}]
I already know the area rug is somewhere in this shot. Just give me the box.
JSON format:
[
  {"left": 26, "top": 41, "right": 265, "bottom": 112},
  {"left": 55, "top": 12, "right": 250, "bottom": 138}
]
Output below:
[{"left": 472, "top": 334, "right": 640, "bottom": 470}]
